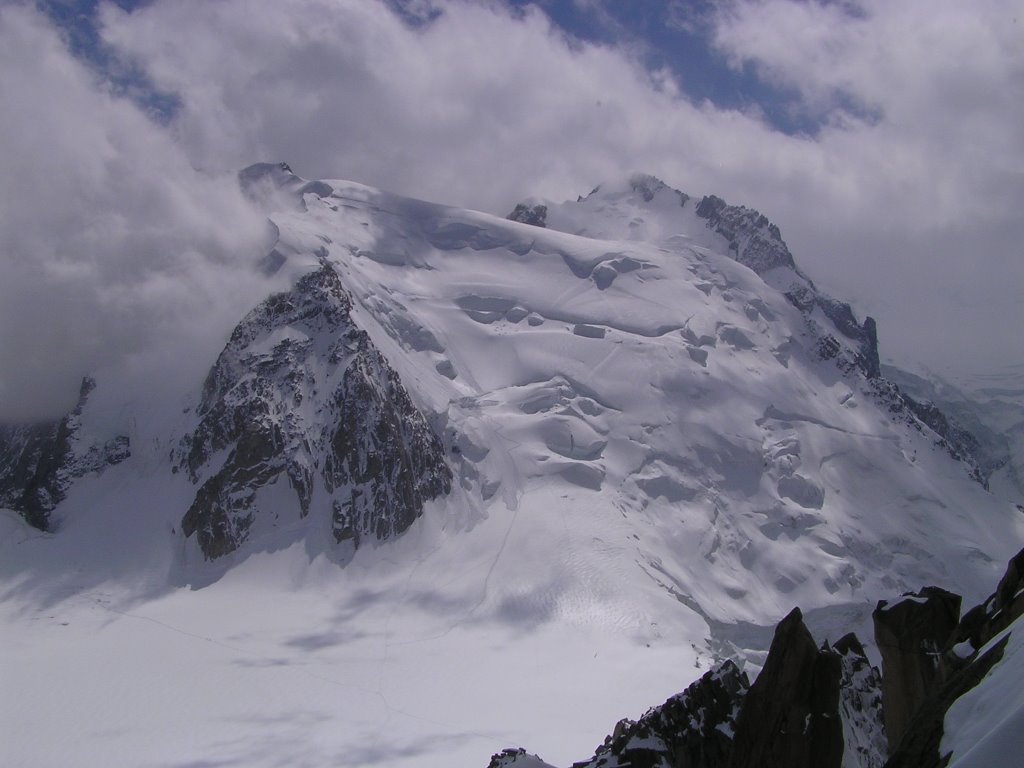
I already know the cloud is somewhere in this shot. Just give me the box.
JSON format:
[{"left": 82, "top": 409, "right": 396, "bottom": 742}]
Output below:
[
  {"left": 706, "top": 0, "right": 1024, "bottom": 373},
  {"left": 99, "top": 0, "right": 712, "bottom": 207},
  {"left": 95, "top": 0, "right": 1022, "bottom": 376},
  {"left": 0, "top": 5, "right": 273, "bottom": 422},
  {"left": 711, "top": 0, "right": 1024, "bottom": 222},
  {"left": 6, "top": 0, "right": 1020, "bottom": 404}
]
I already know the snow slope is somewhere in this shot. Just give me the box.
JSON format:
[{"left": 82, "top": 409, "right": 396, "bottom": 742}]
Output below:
[
  {"left": 943, "top": 613, "right": 1024, "bottom": 767},
  {"left": 2, "top": 169, "right": 1022, "bottom": 767}
]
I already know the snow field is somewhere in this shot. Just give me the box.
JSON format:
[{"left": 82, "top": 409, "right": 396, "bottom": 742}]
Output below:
[{"left": 3, "top": 172, "right": 1022, "bottom": 766}]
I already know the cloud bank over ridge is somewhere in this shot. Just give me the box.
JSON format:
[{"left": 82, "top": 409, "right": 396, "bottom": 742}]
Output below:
[
  {"left": 0, "top": 5, "right": 273, "bottom": 421},
  {"left": 2, "top": 0, "right": 1021, "bottom": 420}
]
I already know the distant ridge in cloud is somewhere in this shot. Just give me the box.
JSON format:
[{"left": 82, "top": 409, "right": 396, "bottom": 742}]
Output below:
[
  {"left": 0, "top": 5, "right": 273, "bottom": 422},
  {"left": 4, "top": 0, "right": 1021, "bottom": 419},
  {"left": 97, "top": 0, "right": 1024, "bottom": 377}
]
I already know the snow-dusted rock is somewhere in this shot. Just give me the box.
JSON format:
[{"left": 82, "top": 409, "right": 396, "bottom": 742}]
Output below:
[
  {"left": 486, "top": 747, "right": 556, "bottom": 768},
  {"left": 729, "top": 608, "right": 844, "bottom": 768},
  {"left": 0, "top": 377, "right": 129, "bottom": 530},
  {"left": 572, "top": 659, "right": 749, "bottom": 768},
  {"left": 881, "top": 548, "right": 1024, "bottom": 766},
  {"left": 507, "top": 203, "right": 548, "bottom": 228},
  {"left": 176, "top": 264, "right": 451, "bottom": 559},
  {"left": 835, "top": 633, "right": 887, "bottom": 768}
]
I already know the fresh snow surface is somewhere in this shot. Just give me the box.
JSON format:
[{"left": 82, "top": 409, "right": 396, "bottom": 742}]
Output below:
[
  {"left": 2, "top": 173, "right": 1023, "bottom": 767},
  {"left": 943, "top": 614, "right": 1024, "bottom": 768},
  {"left": 0, "top": 507, "right": 703, "bottom": 768}
]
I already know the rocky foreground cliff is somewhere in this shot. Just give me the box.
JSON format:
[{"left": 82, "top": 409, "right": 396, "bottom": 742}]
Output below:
[
  {"left": 489, "top": 546, "right": 1024, "bottom": 768},
  {"left": 175, "top": 263, "right": 451, "bottom": 559}
]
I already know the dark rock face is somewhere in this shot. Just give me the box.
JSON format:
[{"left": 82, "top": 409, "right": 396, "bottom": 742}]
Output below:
[
  {"left": 691, "top": 193, "right": 881, "bottom": 383},
  {"left": 860, "top": 317, "right": 881, "bottom": 380},
  {"left": 901, "top": 394, "right": 987, "bottom": 484},
  {"left": 940, "top": 547, "right": 1024, "bottom": 677},
  {"left": 873, "top": 587, "right": 962, "bottom": 751},
  {"left": 507, "top": 203, "right": 548, "bottom": 228},
  {"left": 694, "top": 194, "right": 797, "bottom": 275},
  {"left": 729, "top": 608, "right": 844, "bottom": 768},
  {"left": 883, "top": 634, "right": 1008, "bottom": 768},
  {"left": 986, "top": 547, "right": 1024, "bottom": 637},
  {"left": 573, "top": 659, "right": 749, "bottom": 768},
  {"left": 177, "top": 265, "right": 451, "bottom": 559},
  {"left": 0, "top": 377, "right": 129, "bottom": 531},
  {"left": 495, "top": 610, "right": 883, "bottom": 768},
  {"left": 884, "top": 545, "right": 1024, "bottom": 767},
  {"left": 630, "top": 174, "right": 689, "bottom": 206},
  {"left": 783, "top": 284, "right": 881, "bottom": 380},
  {"left": 489, "top": 550, "right": 1024, "bottom": 768}
]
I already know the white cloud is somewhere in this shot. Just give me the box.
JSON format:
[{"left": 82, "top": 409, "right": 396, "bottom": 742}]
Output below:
[
  {"left": 0, "top": 5, "right": 274, "bottom": 422},
  {"left": 707, "top": 0, "right": 1024, "bottom": 372},
  {"left": 3, "top": 0, "right": 1019, "bottom": 417},
  {"left": 711, "top": 0, "right": 1024, "bottom": 222},
  {"left": 98, "top": 0, "right": 1021, "bottom": 376}
]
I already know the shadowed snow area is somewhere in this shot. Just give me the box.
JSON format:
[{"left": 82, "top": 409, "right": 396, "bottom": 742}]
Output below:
[
  {"left": 942, "top": 613, "right": 1024, "bottom": 768},
  {"left": 2, "top": 169, "right": 1023, "bottom": 768}
]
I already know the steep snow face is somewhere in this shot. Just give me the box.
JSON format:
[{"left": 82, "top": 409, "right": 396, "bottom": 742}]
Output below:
[
  {"left": 279, "top": 169, "right": 1020, "bottom": 634},
  {"left": 1, "top": 166, "right": 1023, "bottom": 768},
  {"left": 543, "top": 174, "right": 884, "bottom": 382}
]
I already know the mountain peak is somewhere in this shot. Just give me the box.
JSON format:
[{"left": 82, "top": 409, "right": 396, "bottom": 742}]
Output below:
[{"left": 3, "top": 164, "right": 1021, "bottom": 768}]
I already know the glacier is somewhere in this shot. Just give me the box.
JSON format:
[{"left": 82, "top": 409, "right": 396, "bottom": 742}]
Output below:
[{"left": 1, "top": 165, "right": 1021, "bottom": 767}]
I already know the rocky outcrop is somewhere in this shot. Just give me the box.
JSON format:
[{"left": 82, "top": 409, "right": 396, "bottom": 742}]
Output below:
[
  {"left": 630, "top": 173, "right": 690, "bottom": 205},
  {"left": 690, "top": 193, "right": 882, "bottom": 382},
  {"left": 491, "top": 611, "right": 886, "bottom": 768},
  {"left": 0, "top": 377, "right": 129, "bottom": 530},
  {"left": 884, "top": 546, "right": 1024, "bottom": 766},
  {"left": 487, "top": 748, "right": 555, "bottom": 768},
  {"left": 970, "top": 546, "right": 1024, "bottom": 645},
  {"left": 883, "top": 634, "right": 1008, "bottom": 768},
  {"left": 835, "top": 633, "right": 887, "bottom": 768},
  {"left": 781, "top": 285, "right": 879, "bottom": 383},
  {"left": 572, "top": 660, "right": 749, "bottom": 768},
  {"left": 866, "top": 377, "right": 988, "bottom": 485},
  {"left": 507, "top": 203, "right": 548, "bottom": 228},
  {"left": 689, "top": 189, "right": 993, "bottom": 486},
  {"left": 694, "top": 194, "right": 797, "bottom": 276},
  {"left": 900, "top": 394, "right": 988, "bottom": 483},
  {"left": 873, "top": 587, "right": 962, "bottom": 750},
  {"left": 729, "top": 608, "right": 844, "bottom": 768},
  {"left": 485, "top": 556, "right": 1024, "bottom": 768},
  {"left": 177, "top": 264, "right": 451, "bottom": 559}
]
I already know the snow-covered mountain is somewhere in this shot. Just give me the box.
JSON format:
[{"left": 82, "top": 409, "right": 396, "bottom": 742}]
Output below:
[{"left": 1, "top": 165, "right": 1021, "bottom": 767}]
